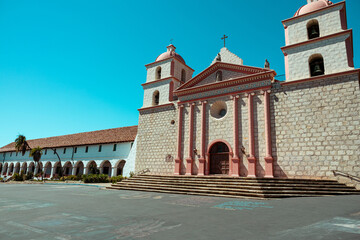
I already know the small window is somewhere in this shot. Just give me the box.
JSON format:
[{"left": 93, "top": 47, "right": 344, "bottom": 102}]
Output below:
[
  {"left": 113, "top": 144, "right": 117, "bottom": 151},
  {"left": 10, "top": 152, "right": 12, "bottom": 157},
  {"left": 181, "top": 69, "right": 186, "bottom": 82},
  {"left": 16, "top": 152, "right": 18, "bottom": 156},
  {"left": 131, "top": 142, "right": 134, "bottom": 148},
  {"left": 74, "top": 147, "right": 77, "bottom": 153},
  {"left": 85, "top": 146, "right": 88, "bottom": 153},
  {"left": 155, "top": 66, "right": 162, "bottom": 80},
  {"left": 45, "top": 149, "right": 47, "bottom": 155},
  {"left": 98, "top": 145, "right": 102, "bottom": 152},
  {"left": 153, "top": 90, "right": 160, "bottom": 106},
  {"left": 216, "top": 71, "right": 223, "bottom": 81},
  {"left": 309, "top": 54, "right": 325, "bottom": 77},
  {"left": 54, "top": 149, "right": 57, "bottom": 154},
  {"left": 63, "top": 148, "right": 66, "bottom": 154},
  {"left": 307, "top": 19, "right": 320, "bottom": 39}
]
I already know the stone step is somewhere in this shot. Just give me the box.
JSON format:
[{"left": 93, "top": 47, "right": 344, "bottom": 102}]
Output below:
[
  {"left": 132, "top": 175, "right": 339, "bottom": 184},
  {"left": 114, "top": 182, "right": 359, "bottom": 194},
  {"left": 124, "top": 179, "right": 350, "bottom": 189},
  {"left": 107, "top": 184, "right": 359, "bottom": 199}
]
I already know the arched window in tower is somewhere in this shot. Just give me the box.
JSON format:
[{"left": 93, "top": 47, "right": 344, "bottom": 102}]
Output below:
[
  {"left": 153, "top": 90, "right": 160, "bottom": 106},
  {"left": 307, "top": 20, "right": 320, "bottom": 39},
  {"left": 309, "top": 54, "right": 325, "bottom": 77},
  {"left": 155, "top": 66, "right": 162, "bottom": 80},
  {"left": 216, "top": 71, "right": 223, "bottom": 81},
  {"left": 181, "top": 69, "right": 186, "bottom": 82}
]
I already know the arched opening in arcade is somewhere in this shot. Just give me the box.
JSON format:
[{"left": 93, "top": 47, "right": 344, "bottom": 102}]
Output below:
[
  {"left": 28, "top": 162, "right": 35, "bottom": 174},
  {"left": 44, "top": 162, "right": 52, "bottom": 178},
  {"left": 8, "top": 163, "right": 14, "bottom": 176},
  {"left": 53, "top": 161, "right": 62, "bottom": 177},
  {"left": 74, "top": 161, "right": 84, "bottom": 176},
  {"left": 100, "top": 160, "right": 112, "bottom": 177},
  {"left": 21, "top": 162, "right": 27, "bottom": 174},
  {"left": 3, "top": 163, "right": 8, "bottom": 176},
  {"left": 35, "top": 162, "right": 43, "bottom": 175},
  {"left": 208, "top": 141, "right": 231, "bottom": 175},
  {"left": 86, "top": 161, "right": 98, "bottom": 175},
  {"left": 115, "top": 160, "right": 126, "bottom": 176},
  {"left": 14, "top": 162, "right": 20, "bottom": 174},
  {"left": 63, "top": 161, "right": 73, "bottom": 176}
]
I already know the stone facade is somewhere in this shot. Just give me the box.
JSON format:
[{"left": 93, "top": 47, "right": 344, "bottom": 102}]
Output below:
[{"left": 271, "top": 72, "right": 360, "bottom": 181}]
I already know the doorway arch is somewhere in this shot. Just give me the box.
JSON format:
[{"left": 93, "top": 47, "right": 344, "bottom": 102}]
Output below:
[
  {"left": 74, "top": 161, "right": 84, "bottom": 176},
  {"left": 115, "top": 160, "right": 126, "bottom": 176},
  {"left": 44, "top": 162, "right": 52, "bottom": 178},
  {"left": 207, "top": 140, "right": 232, "bottom": 175}
]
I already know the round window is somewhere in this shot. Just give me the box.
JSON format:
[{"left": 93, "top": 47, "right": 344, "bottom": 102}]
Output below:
[{"left": 210, "top": 101, "right": 228, "bottom": 119}]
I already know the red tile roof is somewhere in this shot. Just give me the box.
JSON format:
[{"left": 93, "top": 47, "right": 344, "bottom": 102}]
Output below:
[{"left": 0, "top": 126, "right": 138, "bottom": 153}]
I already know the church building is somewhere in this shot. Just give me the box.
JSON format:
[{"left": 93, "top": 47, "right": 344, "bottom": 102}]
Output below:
[{"left": 135, "top": 0, "right": 359, "bottom": 182}]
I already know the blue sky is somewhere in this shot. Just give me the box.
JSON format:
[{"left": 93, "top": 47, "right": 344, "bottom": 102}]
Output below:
[{"left": 0, "top": 0, "right": 359, "bottom": 147}]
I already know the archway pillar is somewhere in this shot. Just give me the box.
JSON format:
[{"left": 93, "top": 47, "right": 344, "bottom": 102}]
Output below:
[
  {"left": 185, "top": 103, "right": 195, "bottom": 175},
  {"left": 174, "top": 105, "right": 184, "bottom": 175},
  {"left": 231, "top": 95, "right": 240, "bottom": 177},
  {"left": 112, "top": 167, "right": 117, "bottom": 177},
  {"left": 263, "top": 90, "right": 274, "bottom": 178},
  {"left": 198, "top": 101, "right": 207, "bottom": 176},
  {"left": 247, "top": 93, "right": 257, "bottom": 177}
]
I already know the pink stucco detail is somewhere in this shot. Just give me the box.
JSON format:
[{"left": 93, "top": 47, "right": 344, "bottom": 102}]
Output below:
[
  {"left": 198, "top": 101, "right": 207, "bottom": 176},
  {"left": 174, "top": 105, "right": 184, "bottom": 175},
  {"left": 231, "top": 96, "right": 240, "bottom": 177},
  {"left": 284, "top": 54, "right": 289, "bottom": 81},
  {"left": 294, "top": 0, "right": 333, "bottom": 17},
  {"left": 264, "top": 90, "right": 274, "bottom": 178},
  {"left": 247, "top": 93, "right": 256, "bottom": 177},
  {"left": 185, "top": 103, "right": 195, "bottom": 175}
]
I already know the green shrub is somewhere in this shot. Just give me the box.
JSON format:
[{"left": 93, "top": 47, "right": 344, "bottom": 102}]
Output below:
[
  {"left": 129, "top": 171, "right": 135, "bottom": 178},
  {"left": 111, "top": 175, "right": 123, "bottom": 184},
  {"left": 13, "top": 173, "right": 23, "bottom": 181},
  {"left": 25, "top": 172, "right": 33, "bottom": 180},
  {"left": 83, "top": 174, "right": 109, "bottom": 183},
  {"left": 0, "top": 177, "right": 3, "bottom": 181}
]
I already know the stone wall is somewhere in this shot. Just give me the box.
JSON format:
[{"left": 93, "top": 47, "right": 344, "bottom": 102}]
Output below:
[
  {"left": 271, "top": 72, "right": 360, "bottom": 185},
  {"left": 135, "top": 104, "right": 177, "bottom": 175}
]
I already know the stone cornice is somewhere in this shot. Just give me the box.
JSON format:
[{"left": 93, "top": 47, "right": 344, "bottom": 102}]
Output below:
[{"left": 141, "top": 77, "right": 181, "bottom": 87}]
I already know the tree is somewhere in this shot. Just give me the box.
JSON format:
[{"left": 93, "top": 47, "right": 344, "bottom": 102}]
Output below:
[
  {"left": 30, "top": 147, "right": 42, "bottom": 177},
  {"left": 15, "top": 135, "right": 30, "bottom": 156}
]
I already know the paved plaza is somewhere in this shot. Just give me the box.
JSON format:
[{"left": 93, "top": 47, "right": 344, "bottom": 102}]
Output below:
[{"left": 0, "top": 184, "right": 359, "bottom": 239}]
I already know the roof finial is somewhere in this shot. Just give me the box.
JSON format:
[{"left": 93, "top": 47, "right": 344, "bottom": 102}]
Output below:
[{"left": 221, "top": 34, "right": 228, "bottom": 48}]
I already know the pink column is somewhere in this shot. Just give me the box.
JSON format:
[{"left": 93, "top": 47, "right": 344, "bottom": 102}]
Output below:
[
  {"left": 185, "top": 103, "right": 195, "bottom": 175},
  {"left": 198, "top": 101, "right": 207, "bottom": 176},
  {"left": 264, "top": 90, "right": 274, "bottom": 178},
  {"left": 174, "top": 105, "right": 184, "bottom": 175},
  {"left": 247, "top": 93, "right": 256, "bottom": 177},
  {"left": 231, "top": 95, "right": 240, "bottom": 176}
]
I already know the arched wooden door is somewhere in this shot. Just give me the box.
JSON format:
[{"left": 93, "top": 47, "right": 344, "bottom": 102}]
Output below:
[{"left": 209, "top": 142, "right": 230, "bottom": 174}]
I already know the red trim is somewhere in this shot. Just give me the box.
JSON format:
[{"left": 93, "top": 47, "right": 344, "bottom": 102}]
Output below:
[
  {"left": 247, "top": 94, "right": 256, "bottom": 177},
  {"left": 174, "top": 105, "right": 184, "bottom": 175},
  {"left": 177, "top": 62, "right": 271, "bottom": 91},
  {"left": 231, "top": 96, "right": 240, "bottom": 177},
  {"left": 198, "top": 101, "right": 207, "bottom": 176},
  {"left": 281, "top": 69, "right": 360, "bottom": 86},
  {"left": 282, "top": 2, "right": 345, "bottom": 25},
  {"left": 264, "top": 91, "right": 273, "bottom": 178},
  {"left": 169, "top": 81, "right": 174, "bottom": 102},
  {"left": 206, "top": 139, "right": 233, "bottom": 176},
  {"left": 178, "top": 86, "right": 272, "bottom": 105},
  {"left": 170, "top": 60, "right": 175, "bottom": 76},
  {"left": 141, "top": 77, "right": 181, "bottom": 87},
  {"left": 175, "top": 72, "right": 275, "bottom": 97},
  {"left": 138, "top": 103, "right": 174, "bottom": 112},
  {"left": 281, "top": 29, "right": 352, "bottom": 52},
  {"left": 340, "top": 3, "right": 347, "bottom": 30},
  {"left": 185, "top": 103, "right": 195, "bottom": 175},
  {"left": 346, "top": 35, "right": 354, "bottom": 68}
]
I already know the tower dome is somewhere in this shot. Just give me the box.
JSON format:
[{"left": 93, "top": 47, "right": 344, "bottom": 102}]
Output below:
[
  {"left": 155, "top": 45, "right": 186, "bottom": 64},
  {"left": 294, "top": 0, "right": 333, "bottom": 17}
]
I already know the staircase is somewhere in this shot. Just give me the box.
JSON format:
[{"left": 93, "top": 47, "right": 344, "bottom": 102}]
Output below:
[{"left": 107, "top": 175, "right": 360, "bottom": 199}]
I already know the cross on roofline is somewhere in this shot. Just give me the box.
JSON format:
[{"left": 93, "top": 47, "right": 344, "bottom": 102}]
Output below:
[{"left": 221, "top": 34, "right": 228, "bottom": 47}]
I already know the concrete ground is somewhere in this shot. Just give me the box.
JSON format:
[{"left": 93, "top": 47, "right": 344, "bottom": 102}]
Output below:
[{"left": 0, "top": 184, "right": 359, "bottom": 240}]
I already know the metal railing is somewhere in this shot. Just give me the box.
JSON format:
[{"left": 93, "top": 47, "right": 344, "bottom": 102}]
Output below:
[{"left": 333, "top": 170, "right": 360, "bottom": 183}]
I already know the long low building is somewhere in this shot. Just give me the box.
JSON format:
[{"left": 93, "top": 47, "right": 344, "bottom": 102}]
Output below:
[{"left": 0, "top": 126, "right": 137, "bottom": 178}]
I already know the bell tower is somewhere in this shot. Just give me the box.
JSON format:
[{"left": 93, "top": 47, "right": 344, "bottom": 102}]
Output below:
[{"left": 281, "top": 0, "right": 354, "bottom": 81}]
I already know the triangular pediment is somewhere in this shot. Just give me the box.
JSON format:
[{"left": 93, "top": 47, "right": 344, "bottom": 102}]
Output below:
[{"left": 176, "top": 62, "right": 269, "bottom": 91}]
